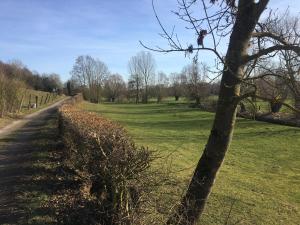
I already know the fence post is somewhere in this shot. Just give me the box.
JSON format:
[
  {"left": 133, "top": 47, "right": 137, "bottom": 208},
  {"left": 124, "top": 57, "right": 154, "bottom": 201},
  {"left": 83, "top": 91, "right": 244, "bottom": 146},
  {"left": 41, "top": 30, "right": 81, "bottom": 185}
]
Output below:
[
  {"left": 40, "top": 96, "right": 44, "bottom": 106},
  {"left": 28, "top": 94, "right": 31, "bottom": 109},
  {"left": 35, "top": 96, "right": 38, "bottom": 108},
  {"left": 44, "top": 94, "right": 48, "bottom": 104}
]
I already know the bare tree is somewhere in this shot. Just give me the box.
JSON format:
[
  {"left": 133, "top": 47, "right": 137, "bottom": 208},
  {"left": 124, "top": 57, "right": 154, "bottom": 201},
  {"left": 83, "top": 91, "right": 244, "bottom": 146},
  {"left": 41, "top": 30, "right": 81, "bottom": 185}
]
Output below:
[
  {"left": 141, "top": 0, "right": 300, "bottom": 224},
  {"left": 280, "top": 50, "right": 300, "bottom": 117},
  {"left": 275, "top": 14, "right": 300, "bottom": 117},
  {"left": 138, "top": 51, "right": 156, "bottom": 103},
  {"left": 184, "top": 61, "right": 210, "bottom": 105},
  {"left": 128, "top": 55, "right": 143, "bottom": 104},
  {"left": 41, "top": 73, "right": 63, "bottom": 93},
  {"left": 155, "top": 71, "right": 169, "bottom": 103},
  {"left": 244, "top": 12, "right": 300, "bottom": 116},
  {"left": 128, "top": 51, "right": 156, "bottom": 104},
  {"left": 71, "top": 55, "right": 109, "bottom": 103},
  {"left": 170, "top": 72, "right": 187, "bottom": 101},
  {"left": 104, "top": 73, "right": 126, "bottom": 102}
]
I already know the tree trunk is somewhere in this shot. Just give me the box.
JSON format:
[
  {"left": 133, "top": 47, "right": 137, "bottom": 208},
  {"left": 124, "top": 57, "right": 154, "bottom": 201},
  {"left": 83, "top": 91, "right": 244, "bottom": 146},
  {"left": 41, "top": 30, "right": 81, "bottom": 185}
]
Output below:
[
  {"left": 157, "top": 95, "right": 162, "bottom": 103},
  {"left": 18, "top": 94, "right": 25, "bottom": 112},
  {"left": 295, "top": 96, "right": 300, "bottom": 119},
  {"left": 239, "top": 102, "right": 246, "bottom": 113},
  {"left": 167, "top": 1, "right": 267, "bottom": 224},
  {"left": 135, "top": 86, "right": 139, "bottom": 104},
  {"left": 144, "top": 85, "right": 148, "bottom": 104},
  {"left": 270, "top": 101, "right": 282, "bottom": 113},
  {"left": 175, "top": 96, "right": 179, "bottom": 101},
  {"left": 195, "top": 97, "right": 200, "bottom": 105}
]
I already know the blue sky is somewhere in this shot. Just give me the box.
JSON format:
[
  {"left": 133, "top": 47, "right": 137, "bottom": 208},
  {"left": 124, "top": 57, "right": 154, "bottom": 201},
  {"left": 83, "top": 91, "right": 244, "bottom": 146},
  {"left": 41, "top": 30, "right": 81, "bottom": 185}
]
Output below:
[{"left": 0, "top": 0, "right": 299, "bottom": 82}]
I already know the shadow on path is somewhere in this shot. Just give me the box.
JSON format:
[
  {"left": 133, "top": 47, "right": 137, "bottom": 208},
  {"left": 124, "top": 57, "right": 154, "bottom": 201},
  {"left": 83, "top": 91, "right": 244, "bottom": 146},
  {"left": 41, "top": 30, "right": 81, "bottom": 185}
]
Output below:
[{"left": 0, "top": 107, "right": 71, "bottom": 225}]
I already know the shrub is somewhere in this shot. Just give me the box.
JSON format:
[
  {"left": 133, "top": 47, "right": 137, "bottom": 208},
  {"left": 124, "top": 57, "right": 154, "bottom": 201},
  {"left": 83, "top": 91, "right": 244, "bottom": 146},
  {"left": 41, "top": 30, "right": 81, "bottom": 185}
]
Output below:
[
  {"left": 58, "top": 103, "right": 151, "bottom": 224},
  {"left": 0, "top": 72, "right": 27, "bottom": 117}
]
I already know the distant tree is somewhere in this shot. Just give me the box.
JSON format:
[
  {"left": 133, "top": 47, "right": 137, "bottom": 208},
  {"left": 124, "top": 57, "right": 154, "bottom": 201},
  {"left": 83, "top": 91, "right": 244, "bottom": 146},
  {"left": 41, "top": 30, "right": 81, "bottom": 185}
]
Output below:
[
  {"left": 155, "top": 71, "right": 169, "bottom": 103},
  {"left": 126, "top": 79, "right": 137, "bottom": 103},
  {"left": 41, "top": 73, "right": 63, "bottom": 93},
  {"left": 253, "top": 59, "right": 290, "bottom": 113},
  {"left": 71, "top": 55, "right": 109, "bottom": 103},
  {"left": 104, "top": 74, "right": 126, "bottom": 102},
  {"left": 0, "top": 60, "right": 62, "bottom": 93},
  {"left": 128, "top": 55, "right": 143, "bottom": 104},
  {"left": 138, "top": 51, "right": 156, "bottom": 103},
  {"left": 209, "top": 81, "right": 220, "bottom": 96},
  {"left": 128, "top": 51, "right": 155, "bottom": 103},
  {"left": 184, "top": 61, "right": 210, "bottom": 105},
  {"left": 170, "top": 72, "right": 186, "bottom": 101},
  {"left": 66, "top": 80, "right": 73, "bottom": 96}
]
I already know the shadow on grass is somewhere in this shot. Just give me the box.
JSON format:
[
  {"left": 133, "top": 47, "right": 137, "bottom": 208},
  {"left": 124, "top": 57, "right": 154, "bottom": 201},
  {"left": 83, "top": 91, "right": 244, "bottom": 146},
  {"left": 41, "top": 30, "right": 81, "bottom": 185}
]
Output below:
[
  {"left": 87, "top": 102, "right": 201, "bottom": 115},
  {"left": 0, "top": 109, "right": 79, "bottom": 225}
]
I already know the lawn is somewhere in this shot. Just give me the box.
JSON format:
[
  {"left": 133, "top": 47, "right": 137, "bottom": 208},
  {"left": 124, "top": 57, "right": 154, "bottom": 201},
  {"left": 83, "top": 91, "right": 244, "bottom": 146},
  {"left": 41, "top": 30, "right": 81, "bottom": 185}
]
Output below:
[{"left": 81, "top": 101, "right": 300, "bottom": 225}]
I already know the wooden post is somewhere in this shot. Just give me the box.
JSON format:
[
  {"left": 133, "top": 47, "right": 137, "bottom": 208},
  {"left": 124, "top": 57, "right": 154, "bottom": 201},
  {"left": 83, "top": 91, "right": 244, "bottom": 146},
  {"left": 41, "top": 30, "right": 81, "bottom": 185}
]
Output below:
[
  {"left": 35, "top": 96, "right": 38, "bottom": 108},
  {"left": 44, "top": 94, "right": 48, "bottom": 104},
  {"left": 28, "top": 94, "right": 31, "bottom": 109},
  {"left": 40, "top": 96, "right": 44, "bottom": 106}
]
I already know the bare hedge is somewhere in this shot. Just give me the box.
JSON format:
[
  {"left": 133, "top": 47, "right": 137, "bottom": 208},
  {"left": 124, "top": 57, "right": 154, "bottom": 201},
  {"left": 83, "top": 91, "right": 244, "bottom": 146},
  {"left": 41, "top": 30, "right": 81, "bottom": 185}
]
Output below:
[
  {"left": 58, "top": 103, "right": 151, "bottom": 224},
  {"left": 0, "top": 72, "right": 27, "bottom": 117}
]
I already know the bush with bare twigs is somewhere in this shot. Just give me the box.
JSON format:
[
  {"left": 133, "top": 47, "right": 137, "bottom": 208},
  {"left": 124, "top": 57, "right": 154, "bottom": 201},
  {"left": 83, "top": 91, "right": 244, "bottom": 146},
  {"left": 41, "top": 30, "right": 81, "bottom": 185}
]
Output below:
[
  {"left": 58, "top": 103, "right": 153, "bottom": 224},
  {"left": 0, "top": 71, "right": 27, "bottom": 117}
]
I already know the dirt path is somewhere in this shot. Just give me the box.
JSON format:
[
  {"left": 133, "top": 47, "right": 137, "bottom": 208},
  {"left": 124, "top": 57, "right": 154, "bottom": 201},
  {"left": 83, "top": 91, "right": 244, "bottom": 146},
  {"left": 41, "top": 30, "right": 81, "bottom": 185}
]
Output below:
[
  {"left": 0, "top": 98, "right": 69, "bottom": 137},
  {"left": 0, "top": 98, "right": 69, "bottom": 224}
]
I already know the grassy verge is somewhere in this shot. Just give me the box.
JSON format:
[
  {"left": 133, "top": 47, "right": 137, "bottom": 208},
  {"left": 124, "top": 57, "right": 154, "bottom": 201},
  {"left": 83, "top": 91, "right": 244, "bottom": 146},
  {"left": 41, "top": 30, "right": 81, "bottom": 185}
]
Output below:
[{"left": 81, "top": 101, "right": 300, "bottom": 225}]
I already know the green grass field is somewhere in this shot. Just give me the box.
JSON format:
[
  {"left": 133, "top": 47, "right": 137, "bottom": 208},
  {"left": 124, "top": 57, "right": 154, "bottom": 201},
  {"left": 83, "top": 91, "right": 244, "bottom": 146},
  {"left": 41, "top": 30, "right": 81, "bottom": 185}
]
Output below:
[{"left": 81, "top": 101, "right": 300, "bottom": 225}]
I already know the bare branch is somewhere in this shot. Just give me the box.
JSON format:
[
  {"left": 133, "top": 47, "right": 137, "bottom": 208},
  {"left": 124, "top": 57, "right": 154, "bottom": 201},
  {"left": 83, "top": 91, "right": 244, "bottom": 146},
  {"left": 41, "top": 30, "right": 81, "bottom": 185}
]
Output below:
[
  {"left": 254, "top": 95, "right": 300, "bottom": 113},
  {"left": 252, "top": 32, "right": 288, "bottom": 45},
  {"left": 245, "top": 44, "right": 300, "bottom": 62}
]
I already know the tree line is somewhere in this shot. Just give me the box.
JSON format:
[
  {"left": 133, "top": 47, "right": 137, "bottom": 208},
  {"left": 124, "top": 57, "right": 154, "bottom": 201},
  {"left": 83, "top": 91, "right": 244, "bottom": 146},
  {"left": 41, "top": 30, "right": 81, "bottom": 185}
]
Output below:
[
  {"left": 69, "top": 53, "right": 219, "bottom": 104},
  {"left": 0, "top": 60, "right": 63, "bottom": 117},
  {"left": 0, "top": 60, "right": 63, "bottom": 93},
  {"left": 69, "top": 50, "right": 299, "bottom": 116}
]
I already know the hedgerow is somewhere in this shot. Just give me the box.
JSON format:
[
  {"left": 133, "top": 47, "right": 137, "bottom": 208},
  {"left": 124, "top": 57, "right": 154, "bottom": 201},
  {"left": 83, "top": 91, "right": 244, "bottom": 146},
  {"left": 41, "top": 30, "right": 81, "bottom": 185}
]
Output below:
[{"left": 58, "top": 103, "right": 151, "bottom": 224}]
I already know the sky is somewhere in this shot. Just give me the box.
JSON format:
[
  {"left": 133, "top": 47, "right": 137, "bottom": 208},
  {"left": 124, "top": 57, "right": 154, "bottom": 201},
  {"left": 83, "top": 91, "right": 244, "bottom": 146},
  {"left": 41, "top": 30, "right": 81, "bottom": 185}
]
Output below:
[{"left": 0, "top": 0, "right": 299, "bottom": 82}]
